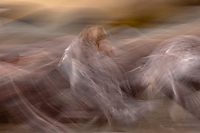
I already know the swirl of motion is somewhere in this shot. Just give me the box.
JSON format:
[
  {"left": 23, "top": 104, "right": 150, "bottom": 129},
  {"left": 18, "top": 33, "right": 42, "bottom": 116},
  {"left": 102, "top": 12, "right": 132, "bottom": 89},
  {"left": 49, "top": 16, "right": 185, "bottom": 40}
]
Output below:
[
  {"left": 59, "top": 26, "right": 153, "bottom": 127},
  {"left": 138, "top": 35, "right": 200, "bottom": 119}
]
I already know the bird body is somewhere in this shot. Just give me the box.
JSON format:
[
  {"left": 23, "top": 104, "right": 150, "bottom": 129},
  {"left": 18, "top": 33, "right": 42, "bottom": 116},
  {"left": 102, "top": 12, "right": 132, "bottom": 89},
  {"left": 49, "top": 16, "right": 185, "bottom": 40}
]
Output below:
[
  {"left": 137, "top": 35, "right": 200, "bottom": 119},
  {"left": 58, "top": 26, "right": 153, "bottom": 127}
]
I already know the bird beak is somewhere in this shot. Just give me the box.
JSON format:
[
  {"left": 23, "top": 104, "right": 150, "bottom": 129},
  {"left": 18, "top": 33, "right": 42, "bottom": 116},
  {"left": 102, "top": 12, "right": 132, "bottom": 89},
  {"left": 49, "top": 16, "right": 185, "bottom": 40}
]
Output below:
[{"left": 97, "top": 42, "right": 100, "bottom": 49}]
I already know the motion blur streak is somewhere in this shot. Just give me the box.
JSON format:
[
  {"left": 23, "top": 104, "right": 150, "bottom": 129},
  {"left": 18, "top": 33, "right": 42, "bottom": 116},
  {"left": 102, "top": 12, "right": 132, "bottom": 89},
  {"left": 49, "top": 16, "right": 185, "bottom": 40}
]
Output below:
[{"left": 1, "top": 0, "right": 200, "bottom": 133}]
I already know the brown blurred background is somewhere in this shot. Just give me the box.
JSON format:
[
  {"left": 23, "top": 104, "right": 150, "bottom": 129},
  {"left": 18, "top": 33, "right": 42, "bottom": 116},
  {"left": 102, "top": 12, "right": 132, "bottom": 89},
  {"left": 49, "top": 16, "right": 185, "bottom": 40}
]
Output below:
[
  {"left": 0, "top": 0, "right": 199, "bottom": 45},
  {"left": 0, "top": 0, "right": 200, "bottom": 32}
]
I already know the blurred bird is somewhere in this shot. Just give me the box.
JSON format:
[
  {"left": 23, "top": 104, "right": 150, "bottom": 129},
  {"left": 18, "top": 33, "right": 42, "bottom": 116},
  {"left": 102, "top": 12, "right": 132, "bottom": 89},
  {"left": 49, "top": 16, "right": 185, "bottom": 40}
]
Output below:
[
  {"left": 136, "top": 35, "right": 200, "bottom": 118},
  {"left": 58, "top": 26, "right": 117, "bottom": 90},
  {"left": 58, "top": 26, "right": 154, "bottom": 127}
]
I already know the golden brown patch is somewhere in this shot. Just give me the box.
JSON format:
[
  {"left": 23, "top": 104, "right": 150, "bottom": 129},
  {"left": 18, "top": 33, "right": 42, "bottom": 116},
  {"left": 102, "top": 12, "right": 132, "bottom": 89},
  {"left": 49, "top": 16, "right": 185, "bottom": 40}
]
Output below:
[{"left": 79, "top": 26, "right": 116, "bottom": 58}]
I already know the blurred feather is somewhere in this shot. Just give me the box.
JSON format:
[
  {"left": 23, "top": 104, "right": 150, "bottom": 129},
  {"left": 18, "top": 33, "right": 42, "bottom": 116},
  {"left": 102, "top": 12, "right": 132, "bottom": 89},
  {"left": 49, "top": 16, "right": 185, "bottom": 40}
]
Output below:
[
  {"left": 134, "top": 35, "right": 200, "bottom": 119},
  {"left": 59, "top": 26, "right": 155, "bottom": 127}
]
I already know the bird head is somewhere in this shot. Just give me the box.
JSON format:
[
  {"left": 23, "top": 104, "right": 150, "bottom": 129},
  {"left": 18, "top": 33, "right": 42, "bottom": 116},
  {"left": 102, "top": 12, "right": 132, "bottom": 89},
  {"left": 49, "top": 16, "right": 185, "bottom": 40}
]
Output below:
[{"left": 79, "top": 26, "right": 115, "bottom": 57}]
